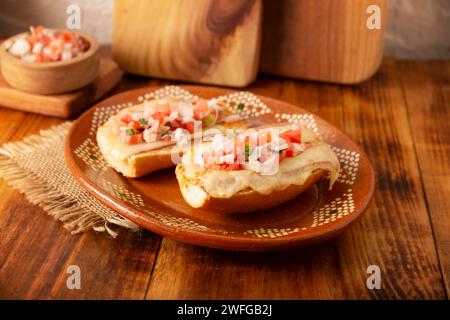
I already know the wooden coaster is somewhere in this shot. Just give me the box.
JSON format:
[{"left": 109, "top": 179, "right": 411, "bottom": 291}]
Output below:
[{"left": 0, "top": 58, "right": 122, "bottom": 118}]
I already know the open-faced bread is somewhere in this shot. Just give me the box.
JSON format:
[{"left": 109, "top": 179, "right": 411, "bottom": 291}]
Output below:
[
  {"left": 96, "top": 97, "right": 246, "bottom": 178},
  {"left": 175, "top": 127, "right": 340, "bottom": 214},
  {"left": 176, "top": 166, "right": 328, "bottom": 214},
  {"left": 96, "top": 133, "right": 176, "bottom": 177}
]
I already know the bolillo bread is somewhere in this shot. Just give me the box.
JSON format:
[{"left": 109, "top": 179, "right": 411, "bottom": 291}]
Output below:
[
  {"left": 176, "top": 166, "right": 328, "bottom": 214},
  {"left": 175, "top": 126, "right": 340, "bottom": 214},
  {"left": 97, "top": 97, "right": 246, "bottom": 178}
]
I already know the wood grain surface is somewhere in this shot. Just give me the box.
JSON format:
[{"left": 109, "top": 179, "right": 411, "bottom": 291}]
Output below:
[
  {"left": 112, "top": 0, "right": 262, "bottom": 87},
  {"left": 398, "top": 61, "right": 450, "bottom": 297},
  {"left": 0, "top": 59, "right": 448, "bottom": 299},
  {"left": 260, "top": 0, "right": 387, "bottom": 84},
  {"left": 0, "top": 58, "right": 122, "bottom": 118}
]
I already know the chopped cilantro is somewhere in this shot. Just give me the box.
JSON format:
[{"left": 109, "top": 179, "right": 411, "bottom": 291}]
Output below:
[
  {"left": 125, "top": 129, "right": 135, "bottom": 136},
  {"left": 237, "top": 103, "right": 245, "bottom": 110},
  {"left": 138, "top": 118, "right": 148, "bottom": 126},
  {"left": 245, "top": 143, "right": 251, "bottom": 160},
  {"left": 203, "top": 115, "right": 214, "bottom": 125}
]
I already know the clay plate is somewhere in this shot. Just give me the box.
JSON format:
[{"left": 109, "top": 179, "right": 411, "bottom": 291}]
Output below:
[{"left": 65, "top": 85, "right": 375, "bottom": 251}]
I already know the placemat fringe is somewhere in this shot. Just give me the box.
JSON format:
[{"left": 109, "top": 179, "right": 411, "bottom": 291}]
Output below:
[{"left": 0, "top": 123, "right": 139, "bottom": 238}]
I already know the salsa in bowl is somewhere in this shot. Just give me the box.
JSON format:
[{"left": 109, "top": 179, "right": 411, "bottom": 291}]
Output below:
[{"left": 0, "top": 26, "right": 99, "bottom": 95}]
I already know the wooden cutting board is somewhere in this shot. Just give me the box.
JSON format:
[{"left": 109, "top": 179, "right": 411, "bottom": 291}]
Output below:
[
  {"left": 260, "top": 0, "right": 387, "bottom": 84},
  {"left": 112, "top": 0, "right": 262, "bottom": 87},
  {"left": 0, "top": 58, "right": 122, "bottom": 118}
]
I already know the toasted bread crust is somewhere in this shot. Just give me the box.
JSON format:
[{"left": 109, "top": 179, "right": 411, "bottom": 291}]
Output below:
[
  {"left": 176, "top": 165, "right": 327, "bottom": 214},
  {"left": 96, "top": 116, "right": 248, "bottom": 178},
  {"left": 97, "top": 128, "right": 177, "bottom": 177}
]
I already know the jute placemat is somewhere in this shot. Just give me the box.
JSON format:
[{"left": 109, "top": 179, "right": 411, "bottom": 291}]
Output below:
[{"left": 0, "top": 122, "right": 139, "bottom": 237}]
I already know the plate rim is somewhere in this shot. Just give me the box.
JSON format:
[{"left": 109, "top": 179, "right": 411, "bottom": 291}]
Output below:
[{"left": 64, "top": 85, "right": 375, "bottom": 251}]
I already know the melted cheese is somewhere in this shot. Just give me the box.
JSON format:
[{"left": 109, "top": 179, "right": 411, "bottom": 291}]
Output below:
[
  {"left": 97, "top": 125, "right": 175, "bottom": 161},
  {"left": 181, "top": 143, "right": 340, "bottom": 198},
  {"left": 97, "top": 101, "right": 246, "bottom": 161}
]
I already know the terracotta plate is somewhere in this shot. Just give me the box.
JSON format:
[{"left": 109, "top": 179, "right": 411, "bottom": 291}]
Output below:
[{"left": 65, "top": 85, "right": 375, "bottom": 251}]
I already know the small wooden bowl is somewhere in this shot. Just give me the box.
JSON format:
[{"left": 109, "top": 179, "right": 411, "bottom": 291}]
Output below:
[{"left": 0, "top": 31, "right": 99, "bottom": 95}]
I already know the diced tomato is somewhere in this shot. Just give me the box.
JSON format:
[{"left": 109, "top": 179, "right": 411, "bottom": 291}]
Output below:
[
  {"left": 194, "top": 99, "right": 209, "bottom": 112},
  {"left": 43, "top": 42, "right": 62, "bottom": 61},
  {"left": 183, "top": 122, "right": 195, "bottom": 133},
  {"left": 156, "top": 103, "right": 171, "bottom": 115},
  {"left": 280, "top": 142, "right": 294, "bottom": 161},
  {"left": 280, "top": 129, "right": 301, "bottom": 144},
  {"left": 121, "top": 114, "right": 133, "bottom": 124},
  {"left": 62, "top": 31, "right": 74, "bottom": 42},
  {"left": 33, "top": 25, "right": 44, "bottom": 36},
  {"left": 128, "top": 121, "right": 141, "bottom": 130},
  {"left": 284, "top": 148, "right": 294, "bottom": 157},
  {"left": 35, "top": 52, "right": 51, "bottom": 62},
  {"left": 289, "top": 129, "right": 302, "bottom": 143},
  {"left": 279, "top": 132, "right": 290, "bottom": 142},
  {"left": 193, "top": 110, "right": 203, "bottom": 121},
  {"left": 41, "top": 34, "right": 51, "bottom": 44},
  {"left": 221, "top": 163, "right": 241, "bottom": 170},
  {"left": 49, "top": 42, "right": 62, "bottom": 53},
  {"left": 279, "top": 150, "right": 287, "bottom": 162},
  {"left": 170, "top": 119, "right": 182, "bottom": 129},
  {"left": 125, "top": 133, "right": 143, "bottom": 145},
  {"left": 25, "top": 35, "right": 36, "bottom": 47},
  {"left": 151, "top": 112, "right": 165, "bottom": 123}
]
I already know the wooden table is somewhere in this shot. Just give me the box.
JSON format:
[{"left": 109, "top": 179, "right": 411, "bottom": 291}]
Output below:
[{"left": 0, "top": 59, "right": 448, "bottom": 299}]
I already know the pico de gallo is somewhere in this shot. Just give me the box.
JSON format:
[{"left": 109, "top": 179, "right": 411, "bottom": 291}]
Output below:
[
  {"left": 118, "top": 99, "right": 221, "bottom": 145},
  {"left": 190, "top": 126, "right": 309, "bottom": 173},
  {"left": 3, "top": 25, "right": 90, "bottom": 62}
]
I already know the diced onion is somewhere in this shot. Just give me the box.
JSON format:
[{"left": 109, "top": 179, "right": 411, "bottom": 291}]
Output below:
[
  {"left": 223, "top": 114, "right": 241, "bottom": 123},
  {"left": 169, "top": 111, "right": 179, "bottom": 121},
  {"left": 292, "top": 143, "right": 305, "bottom": 152},
  {"left": 219, "top": 153, "right": 235, "bottom": 164},
  {"left": 9, "top": 39, "right": 30, "bottom": 57},
  {"left": 143, "top": 129, "right": 157, "bottom": 142}
]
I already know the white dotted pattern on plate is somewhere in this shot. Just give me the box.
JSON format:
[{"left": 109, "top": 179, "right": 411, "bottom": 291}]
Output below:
[
  {"left": 98, "top": 178, "right": 146, "bottom": 208},
  {"left": 244, "top": 228, "right": 300, "bottom": 238},
  {"left": 74, "top": 138, "right": 109, "bottom": 173},
  {"left": 89, "top": 102, "right": 133, "bottom": 136},
  {"left": 217, "top": 91, "right": 272, "bottom": 119},
  {"left": 331, "top": 147, "right": 360, "bottom": 185},
  {"left": 310, "top": 189, "right": 355, "bottom": 228},
  {"left": 138, "top": 85, "right": 199, "bottom": 102},
  {"left": 146, "top": 211, "right": 210, "bottom": 232},
  {"left": 243, "top": 189, "right": 355, "bottom": 238},
  {"left": 274, "top": 113, "right": 320, "bottom": 136}
]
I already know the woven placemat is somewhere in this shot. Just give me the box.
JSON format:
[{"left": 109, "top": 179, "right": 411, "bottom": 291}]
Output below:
[{"left": 0, "top": 122, "right": 139, "bottom": 237}]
